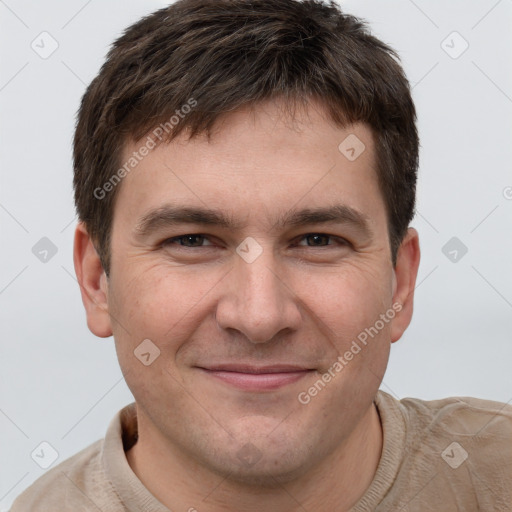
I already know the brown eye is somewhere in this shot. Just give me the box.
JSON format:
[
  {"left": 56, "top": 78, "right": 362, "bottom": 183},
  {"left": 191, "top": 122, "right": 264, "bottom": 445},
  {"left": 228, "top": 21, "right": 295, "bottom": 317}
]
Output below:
[
  {"left": 179, "top": 235, "right": 205, "bottom": 247},
  {"left": 163, "top": 234, "right": 213, "bottom": 247},
  {"left": 304, "top": 234, "right": 330, "bottom": 246},
  {"left": 297, "top": 233, "right": 347, "bottom": 247}
]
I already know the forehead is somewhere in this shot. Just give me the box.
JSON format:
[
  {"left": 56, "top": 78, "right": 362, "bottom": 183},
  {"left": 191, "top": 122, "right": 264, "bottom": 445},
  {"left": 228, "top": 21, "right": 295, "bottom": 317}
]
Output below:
[{"left": 113, "top": 100, "right": 387, "bottom": 235}]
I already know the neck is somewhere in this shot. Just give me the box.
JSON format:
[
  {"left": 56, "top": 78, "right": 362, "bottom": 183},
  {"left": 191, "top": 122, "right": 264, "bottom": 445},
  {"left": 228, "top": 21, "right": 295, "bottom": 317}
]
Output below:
[{"left": 126, "top": 402, "right": 382, "bottom": 512}]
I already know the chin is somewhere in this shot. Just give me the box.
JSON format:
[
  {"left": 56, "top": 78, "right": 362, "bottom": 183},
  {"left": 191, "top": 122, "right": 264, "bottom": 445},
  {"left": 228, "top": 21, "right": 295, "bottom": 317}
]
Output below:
[
  {"left": 199, "top": 431, "right": 321, "bottom": 488},
  {"left": 227, "top": 467, "right": 304, "bottom": 488},
  {"left": 187, "top": 411, "right": 331, "bottom": 486},
  {"left": 213, "top": 452, "right": 314, "bottom": 489}
]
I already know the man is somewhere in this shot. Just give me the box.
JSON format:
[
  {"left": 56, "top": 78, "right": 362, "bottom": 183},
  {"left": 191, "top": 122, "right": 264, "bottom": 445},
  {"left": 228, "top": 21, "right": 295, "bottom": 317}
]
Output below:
[{"left": 11, "top": 0, "right": 511, "bottom": 510}]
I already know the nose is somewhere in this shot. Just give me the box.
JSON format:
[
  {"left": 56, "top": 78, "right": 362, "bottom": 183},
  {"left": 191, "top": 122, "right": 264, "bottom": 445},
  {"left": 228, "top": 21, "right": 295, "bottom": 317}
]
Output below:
[{"left": 215, "top": 248, "right": 302, "bottom": 344}]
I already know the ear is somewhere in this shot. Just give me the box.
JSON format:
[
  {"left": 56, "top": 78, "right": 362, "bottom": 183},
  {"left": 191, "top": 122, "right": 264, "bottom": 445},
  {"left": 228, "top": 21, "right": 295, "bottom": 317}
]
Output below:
[
  {"left": 390, "top": 227, "right": 420, "bottom": 343},
  {"left": 73, "top": 222, "right": 112, "bottom": 338}
]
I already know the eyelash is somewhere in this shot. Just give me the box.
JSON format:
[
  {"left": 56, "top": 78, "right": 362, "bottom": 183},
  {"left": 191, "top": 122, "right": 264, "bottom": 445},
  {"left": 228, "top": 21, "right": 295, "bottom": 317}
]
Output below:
[{"left": 162, "top": 233, "right": 350, "bottom": 249}]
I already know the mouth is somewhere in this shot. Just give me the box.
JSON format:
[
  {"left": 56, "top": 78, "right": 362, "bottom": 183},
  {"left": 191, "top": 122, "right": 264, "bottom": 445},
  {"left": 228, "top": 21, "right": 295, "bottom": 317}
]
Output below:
[{"left": 196, "top": 364, "right": 316, "bottom": 391}]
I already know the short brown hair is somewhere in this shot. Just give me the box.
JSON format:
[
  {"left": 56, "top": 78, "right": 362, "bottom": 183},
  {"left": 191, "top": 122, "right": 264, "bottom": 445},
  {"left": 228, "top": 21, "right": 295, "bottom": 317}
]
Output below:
[{"left": 73, "top": 0, "right": 418, "bottom": 276}]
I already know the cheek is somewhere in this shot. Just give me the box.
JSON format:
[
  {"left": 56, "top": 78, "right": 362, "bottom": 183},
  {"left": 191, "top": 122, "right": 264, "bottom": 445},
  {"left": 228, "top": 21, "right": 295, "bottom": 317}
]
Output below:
[
  {"left": 108, "top": 262, "right": 225, "bottom": 359},
  {"left": 291, "top": 266, "right": 393, "bottom": 400},
  {"left": 302, "top": 271, "right": 392, "bottom": 410},
  {"left": 294, "top": 264, "right": 391, "bottom": 340},
  {"left": 109, "top": 255, "right": 392, "bottom": 373},
  {"left": 107, "top": 264, "right": 216, "bottom": 413}
]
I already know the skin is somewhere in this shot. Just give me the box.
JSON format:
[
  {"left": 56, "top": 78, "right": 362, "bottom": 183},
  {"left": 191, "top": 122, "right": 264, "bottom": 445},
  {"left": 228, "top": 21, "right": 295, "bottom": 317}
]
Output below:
[{"left": 74, "top": 98, "right": 420, "bottom": 511}]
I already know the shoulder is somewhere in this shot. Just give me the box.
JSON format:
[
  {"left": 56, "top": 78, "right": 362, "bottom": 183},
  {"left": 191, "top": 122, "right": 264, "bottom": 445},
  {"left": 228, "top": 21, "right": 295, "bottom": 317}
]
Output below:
[
  {"left": 397, "top": 393, "right": 512, "bottom": 467},
  {"left": 10, "top": 439, "right": 109, "bottom": 511},
  {"left": 381, "top": 391, "right": 512, "bottom": 456},
  {"left": 375, "top": 391, "right": 512, "bottom": 510},
  {"left": 398, "top": 393, "right": 512, "bottom": 439}
]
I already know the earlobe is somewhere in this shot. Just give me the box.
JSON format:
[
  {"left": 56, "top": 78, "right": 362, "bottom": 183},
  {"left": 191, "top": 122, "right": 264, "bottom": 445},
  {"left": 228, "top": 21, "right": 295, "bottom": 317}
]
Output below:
[
  {"left": 73, "top": 222, "right": 113, "bottom": 338},
  {"left": 390, "top": 227, "right": 421, "bottom": 343}
]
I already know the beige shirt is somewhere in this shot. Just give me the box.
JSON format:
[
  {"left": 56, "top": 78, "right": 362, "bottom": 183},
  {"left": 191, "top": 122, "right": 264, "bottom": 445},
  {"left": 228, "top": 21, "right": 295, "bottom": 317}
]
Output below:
[{"left": 10, "top": 390, "right": 512, "bottom": 511}]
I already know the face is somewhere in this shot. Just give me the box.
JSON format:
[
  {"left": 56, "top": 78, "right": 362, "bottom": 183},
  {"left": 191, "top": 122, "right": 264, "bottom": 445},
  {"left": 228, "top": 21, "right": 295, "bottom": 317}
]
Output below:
[{"left": 77, "top": 98, "right": 417, "bottom": 484}]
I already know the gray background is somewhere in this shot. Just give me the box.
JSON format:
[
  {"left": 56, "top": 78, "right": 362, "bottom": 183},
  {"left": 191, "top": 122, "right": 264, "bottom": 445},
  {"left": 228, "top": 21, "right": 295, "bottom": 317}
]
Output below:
[{"left": 1, "top": 0, "right": 511, "bottom": 508}]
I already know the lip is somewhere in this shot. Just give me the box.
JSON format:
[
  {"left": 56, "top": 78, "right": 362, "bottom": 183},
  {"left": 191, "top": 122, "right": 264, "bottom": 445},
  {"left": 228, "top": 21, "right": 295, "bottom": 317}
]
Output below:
[{"left": 196, "top": 364, "right": 315, "bottom": 391}]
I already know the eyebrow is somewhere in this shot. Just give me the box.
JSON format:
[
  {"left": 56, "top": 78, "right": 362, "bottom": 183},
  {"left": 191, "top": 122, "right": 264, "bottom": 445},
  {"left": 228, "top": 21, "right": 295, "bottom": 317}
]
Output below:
[
  {"left": 276, "top": 205, "right": 372, "bottom": 237},
  {"left": 134, "top": 204, "right": 373, "bottom": 239},
  {"left": 134, "top": 206, "right": 242, "bottom": 236}
]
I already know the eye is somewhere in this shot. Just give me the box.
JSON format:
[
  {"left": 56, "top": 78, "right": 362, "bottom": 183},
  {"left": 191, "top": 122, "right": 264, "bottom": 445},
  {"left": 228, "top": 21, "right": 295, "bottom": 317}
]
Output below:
[
  {"left": 162, "top": 234, "right": 214, "bottom": 248},
  {"left": 296, "top": 233, "right": 348, "bottom": 247}
]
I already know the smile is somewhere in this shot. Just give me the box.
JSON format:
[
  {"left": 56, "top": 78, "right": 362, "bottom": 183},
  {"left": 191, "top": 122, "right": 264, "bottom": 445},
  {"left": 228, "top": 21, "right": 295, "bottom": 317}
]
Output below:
[{"left": 196, "top": 365, "right": 315, "bottom": 391}]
